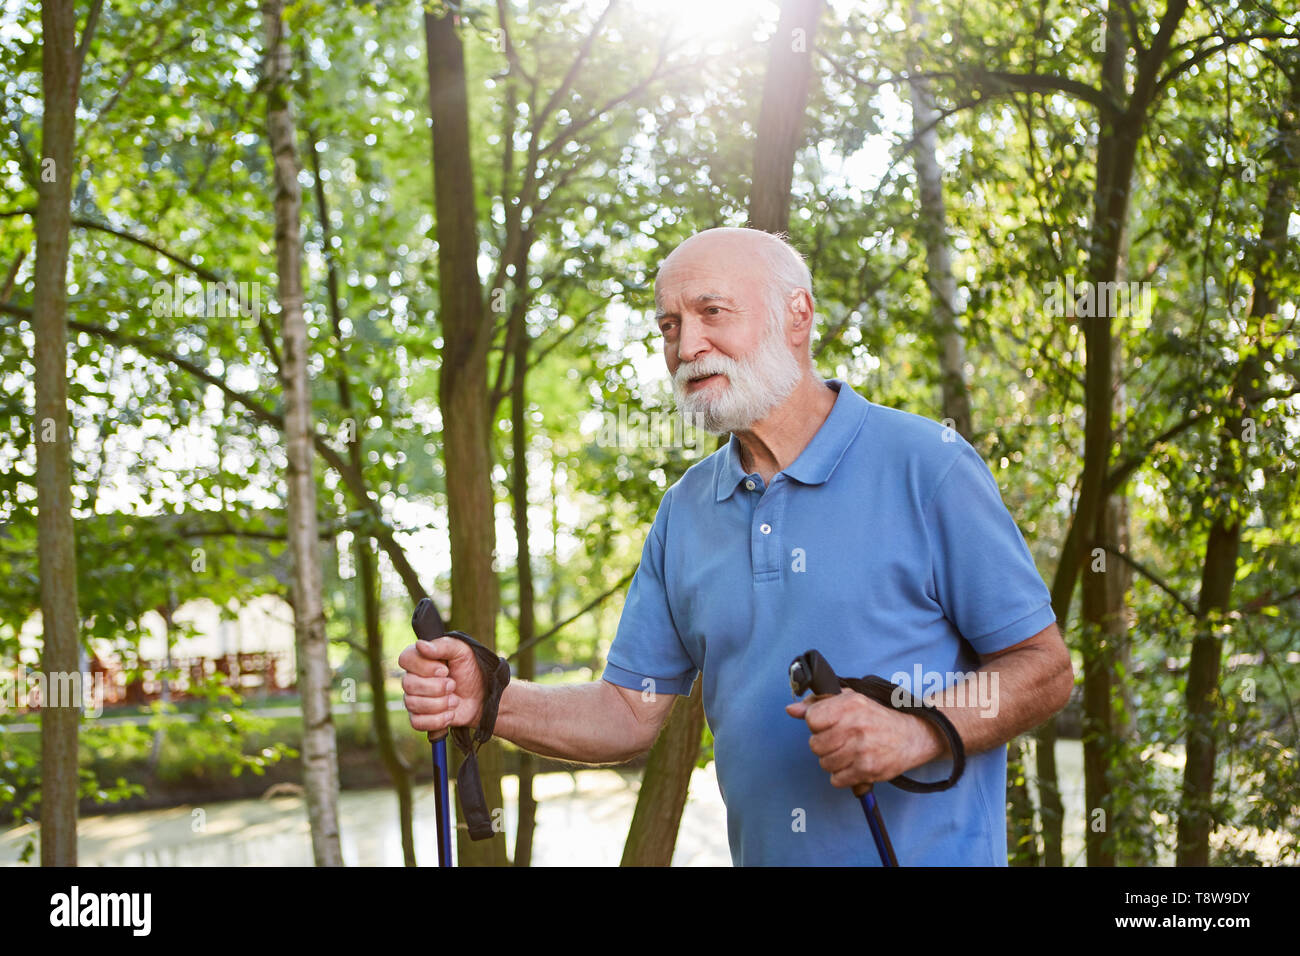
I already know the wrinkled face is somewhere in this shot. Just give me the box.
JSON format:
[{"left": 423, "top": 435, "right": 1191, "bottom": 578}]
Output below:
[{"left": 654, "top": 239, "right": 802, "bottom": 435}]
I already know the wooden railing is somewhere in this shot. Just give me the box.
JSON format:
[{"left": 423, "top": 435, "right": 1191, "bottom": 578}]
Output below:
[{"left": 3, "top": 652, "right": 297, "bottom": 712}]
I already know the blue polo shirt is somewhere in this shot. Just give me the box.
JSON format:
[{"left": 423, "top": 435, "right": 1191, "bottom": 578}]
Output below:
[{"left": 601, "top": 378, "right": 1056, "bottom": 865}]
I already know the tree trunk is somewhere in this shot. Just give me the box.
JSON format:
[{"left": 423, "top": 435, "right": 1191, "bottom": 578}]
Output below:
[
  {"left": 304, "top": 109, "right": 419, "bottom": 866},
  {"left": 1113, "top": 492, "right": 1139, "bottom": 755},
  {"left": 1085, "top": 320, "right": 1139, "bottom": 867},
  {"left": 1050, "top": 135, "right": 1134, "bottom": 869},
  {"left": 1006, "top": 738, "right": 1040, "bottom": 865},
  {"left": 747, "top": 0, "right": 823, "bottom": 234},
  {"left": 1076, "top": 0, "right": 1132, "bottom": 870},
  {"left": 1035, "top": 0, "right": 1191, "bottom": 866},
  {"left": 425, "top": 5, "right": 508, "bottom": 867},
  {"left": 1080, "top": 492, "right": 1123, "bottom": 866},
  {"left": 908, "top": 0, "right": 972, "bottom": 441},
  {"left": 1177, "top": 66, "right": 1296, "bottom": 864},
  {"left": 147, "top": 595, "right": 175, "bottom": 773},
  {"left": 262, "top": 0, "right": 343, "bottom": 866},
  {"left": 1110, "top": 490, "right": 1150, "bottom": 866},
  {"left": 35, "top": 0, "right": 91, "bottom": 868},
  {"left": 621, "top": 677, "right": 708, "bottom": 865},
  {"left": 509, "top": 317, "right": 539, "bottom": 867},
  {"left": 357, "top": 536, "right": 418, "bottom": 865}
]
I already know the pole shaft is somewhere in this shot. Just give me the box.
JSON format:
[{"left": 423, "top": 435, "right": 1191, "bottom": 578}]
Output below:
[
  {"left": 860, "top": 787, "right": 899, "bottom": 866},
  {"left": 433, "top": 738, "right": 453, "bottom": 866}
]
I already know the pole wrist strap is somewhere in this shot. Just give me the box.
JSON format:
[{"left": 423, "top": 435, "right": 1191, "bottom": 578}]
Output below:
[
  {"left": 789, "top": 649, "right": 966, "bottom": 793},
  {"left": 837, "top": 673, "right": 966, "bottom": 793},
  {"left": 443, "top": 630, "right": 511, "bottom": 841}
]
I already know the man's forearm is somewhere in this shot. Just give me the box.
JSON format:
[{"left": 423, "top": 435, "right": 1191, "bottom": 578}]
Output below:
[
  {"left": 493, "top": 679, "right": 648, "bottom": 765},
  {"left": 905, "top": 637, "right": 1074, "bottom": 768}
]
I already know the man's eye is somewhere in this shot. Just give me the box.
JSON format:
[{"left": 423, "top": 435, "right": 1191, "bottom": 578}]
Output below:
[{"left": 705, "top": 306, "right": 721, "bottom": 315}]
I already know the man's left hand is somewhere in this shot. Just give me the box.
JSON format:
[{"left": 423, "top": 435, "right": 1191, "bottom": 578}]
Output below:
[{"left": 786, "top": 689, "right": 947, "bottom": 797}]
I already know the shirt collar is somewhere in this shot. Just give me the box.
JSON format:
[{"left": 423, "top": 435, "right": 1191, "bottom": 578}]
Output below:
[{"left": 713, "top": 379, "right": 870, "bottom": 502}]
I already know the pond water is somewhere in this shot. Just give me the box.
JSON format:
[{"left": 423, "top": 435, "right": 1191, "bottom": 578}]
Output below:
[
  {"left": 0, "top": 765, "right": 731, "bottom": 867},
  {"left": 4, "top": 741, "right": 1210, "bottom": 866}
]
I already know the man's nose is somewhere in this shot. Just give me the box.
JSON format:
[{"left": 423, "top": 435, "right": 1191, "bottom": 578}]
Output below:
[{"left": 676, "top": 317, "right": 710, "bottom": 364}]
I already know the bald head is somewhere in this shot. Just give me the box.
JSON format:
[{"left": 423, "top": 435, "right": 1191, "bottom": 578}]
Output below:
[{"left": 655, "top": 227, "right": 814, "bottom": 332}]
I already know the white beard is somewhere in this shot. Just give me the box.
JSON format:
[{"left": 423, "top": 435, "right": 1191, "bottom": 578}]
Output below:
[{"left": 672, "top": 321, "right": 805, "bottom": 435}]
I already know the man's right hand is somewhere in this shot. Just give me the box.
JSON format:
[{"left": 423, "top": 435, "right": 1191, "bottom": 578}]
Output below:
[{"left": 398, "top": 637, "right": 485, "bottom": 735}]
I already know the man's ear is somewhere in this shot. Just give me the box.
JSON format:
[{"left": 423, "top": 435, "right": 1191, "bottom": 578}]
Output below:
[{"left": 788, "top": 289, "right": 815, "bottom": 340}]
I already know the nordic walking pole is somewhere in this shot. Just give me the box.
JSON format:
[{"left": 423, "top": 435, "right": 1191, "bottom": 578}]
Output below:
[
  {"left": 789, "top": 650, "right": 900, "bottom": 867},
  {"left": 412, "top": 598, "right": 453, "bottom": 867},
  {"left": 857, "top": 783, "right": 898, "bottom": 867}
]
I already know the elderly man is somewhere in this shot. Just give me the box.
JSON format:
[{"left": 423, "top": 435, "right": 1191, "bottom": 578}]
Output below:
[{"left": 400, "top": 226, "right": 1074, "bottom": 866}]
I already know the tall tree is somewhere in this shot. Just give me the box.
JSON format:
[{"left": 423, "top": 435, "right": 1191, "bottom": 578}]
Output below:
[
  {"left": 908, "top": 0, "right": 972, "bottom": 441},
  {"left": 748, "top": 0, "right": 823, "bottom": 235},
  {"left": 424, "top": 3, "right": 509, "bottom": 867},
  {"left": 1077, "top": 1, "right": 1132, "bottom": 868},
  {"left": 34, "top": 0, "right": 100, "bottom": 868},
  {"left": 507, "top": 317, "right": 539, "bottom": 867},
  {"left": 1177, "top": 58, "right": 1298, "bottom": 865},
  {"left": 1031, "top": 0, "right": 1191, "bottom": 866},
  {"left": 262, "top": 0, "right": 343, "bottom": 866},
  {"left": 304, "top": 116, "right": 420, "bottom": 865}
]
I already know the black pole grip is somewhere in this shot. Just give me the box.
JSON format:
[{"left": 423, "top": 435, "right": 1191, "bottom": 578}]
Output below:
[
  {"left": 411, "top": 597, "right": 447, "bottom": 643},
  {"left": 789, "top": 649, "right": 841, "bottom": 698},
  {"left": 411, "top": 598, "right": 449, "bottom": 742}
]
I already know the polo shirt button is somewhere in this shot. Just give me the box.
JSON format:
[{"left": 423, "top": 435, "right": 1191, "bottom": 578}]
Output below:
[
  {"left": 745, "top": 480, "right": 756, "bottom": 491},
  {"left": 760, "top": 523, "right": 772, "bottom": 535}
]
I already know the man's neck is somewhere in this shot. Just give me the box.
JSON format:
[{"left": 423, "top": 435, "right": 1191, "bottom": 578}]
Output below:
[{"left": 733, "top": 375, "right": 837, "bottom": 485}]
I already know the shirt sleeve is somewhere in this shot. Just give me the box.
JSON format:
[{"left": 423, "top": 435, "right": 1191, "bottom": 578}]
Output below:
[
  {"left": 601, "top": 492, "right": 700, "bottom": 697},
  {"left": 925, "top": 440, "right": 1057, "bottom": 656}
]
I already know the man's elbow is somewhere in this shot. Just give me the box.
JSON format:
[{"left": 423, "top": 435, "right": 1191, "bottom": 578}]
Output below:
[
  {"left": 624, "top": 733, "right": 657, "bottom": 763},
  {"left": 625, "top": 708, "right": 671, "bottom": 760},
  {"left": 603, "top": 679, "right": 673, "bottom": 762},
  {"left": 1046, "top": 633, "right": 1075, "bottom": 716},
  {"left": 1012, "top": 623, "right": 1075, "bottom": 719},
  {"left": 607, "top": 723, "right": 661, "bottom": 764},
  {"left": 607, "top": 719, "right": 655, "bottom": 763}
]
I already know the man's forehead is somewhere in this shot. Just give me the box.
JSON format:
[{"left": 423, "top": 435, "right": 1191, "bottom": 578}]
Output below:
[{"left": 655, "top": 256, "right": 752, "bottom": 305}]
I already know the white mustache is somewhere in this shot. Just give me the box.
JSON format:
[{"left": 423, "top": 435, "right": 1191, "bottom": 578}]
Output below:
[{"left": 674, "top": 357, "right": 736, "bottom": 388}]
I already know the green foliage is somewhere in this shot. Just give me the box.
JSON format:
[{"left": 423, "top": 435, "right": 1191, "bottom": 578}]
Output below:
[
  {"left": 1, "top": 0, "right": 1296, "bottom": 864},
  {"left": 141, "top": 680, "right": 297, "bottom": 782},
  {"left": 0, "top": 726, "right": 40, "bottom": 861}
]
